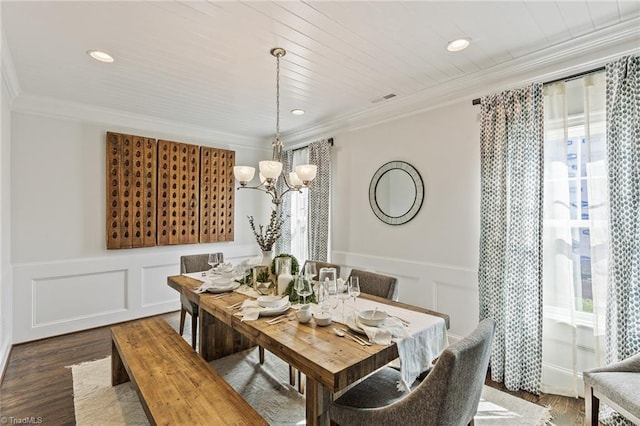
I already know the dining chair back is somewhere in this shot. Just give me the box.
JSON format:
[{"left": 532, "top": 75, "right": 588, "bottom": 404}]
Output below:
[
  {"left": 348, "top": 269, "right": 398, "bottom": 301},
  {"left": 303, "top": 260, "right": 341, "bottom": 280},
  {"left": 329, "top": 318, "right": 496, "bottom": 426},
  {"left": 179, "top": 253, "right": 224, "bottom": 349}
]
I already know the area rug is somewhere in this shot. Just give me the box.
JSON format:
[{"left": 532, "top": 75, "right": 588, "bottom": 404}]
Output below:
[{"left": 71, "top": 348, "right": 551, "bottom": 425}]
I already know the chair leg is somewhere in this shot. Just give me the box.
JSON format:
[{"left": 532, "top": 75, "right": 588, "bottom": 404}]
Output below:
[
  {"left": 298, "top": 370, "right": 305, "bottom": 394},
  {"left": 259, "top": 346, "right": 265, "bottom": 364},
  {"left": 191, "top": 312, "right": 198, "bottom": 350},
  {"left": 584, "top": 384, "right": 599, "bottom": 426},
  {"left": 179, "top": 308, "right": 186, "bottom": 335}
]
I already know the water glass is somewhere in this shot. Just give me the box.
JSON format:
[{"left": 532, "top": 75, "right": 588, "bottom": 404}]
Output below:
[{"left": 348, "top": 276, "right": 360, "bottom": 312}]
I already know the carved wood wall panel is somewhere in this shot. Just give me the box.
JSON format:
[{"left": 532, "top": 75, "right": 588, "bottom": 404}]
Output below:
[
  {"left": 200, "top": 147, "right": 235, "bottom": 242},
  {"left": 106, "top": 132, "right": 157, "bottom": 249},
  {"left": 107, "top": 132, "right": 234, "bottom": 249},
  {"left": 157, "top": 140, "right": 200, "bottom": 246}
]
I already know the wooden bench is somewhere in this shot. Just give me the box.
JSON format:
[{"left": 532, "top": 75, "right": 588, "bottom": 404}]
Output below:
[{"left": 111, "top": 317, "right": 268, "bottom": 426}]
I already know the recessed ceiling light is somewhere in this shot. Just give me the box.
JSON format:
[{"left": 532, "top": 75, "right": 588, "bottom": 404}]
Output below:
[
  {"left": 290, "top": 109, "right": 305, "bottom": 116},
  {"left": 446, "top": 38, "right": 471, "bottom": 52},
  {"left": 87, "top": 50, "right": 114, "bottom": 63}
]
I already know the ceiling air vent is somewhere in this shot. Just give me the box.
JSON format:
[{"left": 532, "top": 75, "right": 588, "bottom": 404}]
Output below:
[{"left": 371, "top": 93, "right": 397, "bottom": 104}]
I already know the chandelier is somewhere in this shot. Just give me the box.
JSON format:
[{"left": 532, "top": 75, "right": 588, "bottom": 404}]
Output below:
[{"left": 233, "top": 47, "right": 317, "bottom": 205}]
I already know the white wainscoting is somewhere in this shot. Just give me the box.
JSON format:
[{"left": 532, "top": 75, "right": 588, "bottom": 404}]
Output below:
[
  {"left": 12, "top": 245, "right": 257, "bottom": 344},
  {"left": 331, "top": 251, "right": 479, "bottom": 341}
]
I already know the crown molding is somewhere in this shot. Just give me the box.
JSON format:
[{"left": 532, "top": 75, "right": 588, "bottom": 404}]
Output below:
[
  {"left": 11, "top": 93, "right": 263, "bottom": 149},
  {"left": 1, "top": 30, "right": 21, "bottom": 103},
  {"left": 283, "top": 18, "right": 640, "bottom": 145}
]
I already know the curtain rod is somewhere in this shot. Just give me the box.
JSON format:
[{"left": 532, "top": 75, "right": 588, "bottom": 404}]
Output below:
[
  {"left": 291, "top": 137, "right": 334, "bottom": 153},
  {"left": 471, "top": 66, "right": 606, "bottom": 105}
]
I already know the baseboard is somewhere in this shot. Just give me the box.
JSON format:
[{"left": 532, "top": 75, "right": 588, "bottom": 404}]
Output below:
[{"left": 0, "top": 338, "right": 12, "bottom": 384}]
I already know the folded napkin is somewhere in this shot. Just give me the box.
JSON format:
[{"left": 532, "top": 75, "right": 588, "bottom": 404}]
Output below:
[
  {"left": 236, "top": 296, "right": 289, "bottom": 321},
  {"left": 358, "top": 317, "right": 410, "bottom": 345},
  {"left": 194, "top": 277, "right": 236, "bottom": 293}
]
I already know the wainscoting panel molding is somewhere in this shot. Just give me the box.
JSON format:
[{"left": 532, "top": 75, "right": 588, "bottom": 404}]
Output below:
[
  {"left": 11, "top": 245, "right": 258, "bottom": 344},
  {"left": 141, "top": 263, "right": 181, "bottom": 308},
  {"left": 33, "top": 270, "right": 127, "bottom": 326}
]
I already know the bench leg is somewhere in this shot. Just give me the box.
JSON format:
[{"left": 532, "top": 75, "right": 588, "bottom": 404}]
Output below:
[
  {"left": 111, "top": 339, "right": 129, "bottom": 386},
  {"left": 584, "top": 383, "right": 599, "bottom": 426}
]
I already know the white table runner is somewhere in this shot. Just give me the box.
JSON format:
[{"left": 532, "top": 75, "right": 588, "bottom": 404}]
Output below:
[{"left": 334, "top": 297, "right": 449, "bottom": 392}]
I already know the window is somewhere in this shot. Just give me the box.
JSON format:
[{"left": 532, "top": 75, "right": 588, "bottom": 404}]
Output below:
[
  {"left": 288, "top": 148, "right": 310, "bottom": 262},
  {"left": 543, "top": 73, "right": 608, "bottom": 316}
]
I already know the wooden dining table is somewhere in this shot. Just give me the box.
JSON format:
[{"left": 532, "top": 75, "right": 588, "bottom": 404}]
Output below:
[{"left": 168, "top": 274, "right": 449, "bottom": 426}]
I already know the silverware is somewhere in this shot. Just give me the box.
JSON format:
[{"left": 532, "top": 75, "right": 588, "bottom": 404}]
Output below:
[
  {"left": 212, "top": 292, "right": 235, "bottom": 299},
  {"left": 226, "top": 301, "right": 243, "bottom": 309},
  {"left": 266, "top": 314, "right": 289, "bottom": 324},
  {"left": 333, "top": 328, "right": 366, "bottom": 346},
  {"left": 390, "top": 315, "right": 411, "bottom": 326},
  {"left": 340, "top": 328, "right": 372, "bottom": 346},
  {"left": 267, "top": 313, "right": 295, "bottom": 325}
]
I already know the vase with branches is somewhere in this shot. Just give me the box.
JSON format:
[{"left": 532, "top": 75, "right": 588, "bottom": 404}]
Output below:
[{"left": 248, "top": 209, "right": 284, "bottom": 265}]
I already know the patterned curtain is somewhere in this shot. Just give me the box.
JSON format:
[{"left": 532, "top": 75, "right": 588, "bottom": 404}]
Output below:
[
  {"left": 478, "top": 83, "right": 544, "bottom": 394},
  {"left": 275, "top": 149, "right": 293, "bottom": 255},
  {"left": 602, "top": 55, "right": 640, "bottom": 426},
  {"left": 308, "top": 139, "right": 331, "bottom": 262}
]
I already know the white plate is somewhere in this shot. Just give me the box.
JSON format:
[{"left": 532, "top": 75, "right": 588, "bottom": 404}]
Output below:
[
  {"left": 259, "top": 302, "right": 291, "bottom": 317},
  {"left": 205, "top": 281, "right": 240, "bottom": 294},
  {"left": 345, "top": 313, "right": 367, "bottom": 335}
]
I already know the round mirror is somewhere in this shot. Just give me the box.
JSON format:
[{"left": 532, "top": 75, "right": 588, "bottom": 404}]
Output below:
[{"left": 369, "top": 161, "right": 424, "bottom": 225}]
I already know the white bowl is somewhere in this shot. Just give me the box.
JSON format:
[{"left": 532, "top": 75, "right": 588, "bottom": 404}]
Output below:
[
  {"left": 313, "top": 312, "right": 332, "bottom": 326},
  {"left": 358, "top": 310, "right": 388, "bottom": 327},
  {"left": 257, "top": 295, "right": 284, "bottom": 308}
]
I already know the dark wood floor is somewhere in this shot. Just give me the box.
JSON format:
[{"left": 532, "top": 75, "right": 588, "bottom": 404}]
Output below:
[{"left": 1, "top": 312, "right": 585, "bottom": 425}]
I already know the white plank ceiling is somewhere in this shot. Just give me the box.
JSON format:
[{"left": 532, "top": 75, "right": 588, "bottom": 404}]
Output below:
[{"left": 2, "top": 1, "right": 639, "bottom": 143}]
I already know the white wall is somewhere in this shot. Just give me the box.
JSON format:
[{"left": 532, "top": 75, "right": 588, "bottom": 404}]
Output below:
[
  {"left": 330, "top": 100, "right": 481, "bottom": 341},
  {"left": 1, "top": 59, "right": 13, "bottom": 373},
  {"left": 10, "top": 112, "right": 271, "bottom": 343}
]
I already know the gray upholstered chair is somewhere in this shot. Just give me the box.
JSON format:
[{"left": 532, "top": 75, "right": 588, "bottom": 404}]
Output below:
[
  {"left": 179, "top": 253, "right": 223, "bottom": 350},
  {"left": 303, "top": 260, "right": 341, "bottom": 280},
  {"left": 329, "top": 318, "right": 495, "bottom": 426},
  {"left": 583, "top": 353, "right": 640, "bottom": 425},
  {"left": 348, "top": 269, "right": 398, "bottom": 301}
]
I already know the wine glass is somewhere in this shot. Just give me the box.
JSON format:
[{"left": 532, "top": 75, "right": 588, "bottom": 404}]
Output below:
[
  {"left": 337, "top": 280, "right": 350, "bottom": 321},
  {"left": 294, "top": 274, "right": 312, "bottom": 305},
  {"left": 304, "top": 262, "right": 317, "bottom": 281},
  {"left": 318, "top": 278, "right": 338, "bottom": 314},
  {"left": 348, "top": 276, "right": 360, "bottom": 312},
  {"left": 208, "top": 253, "right": 221, "bottom": 271}
]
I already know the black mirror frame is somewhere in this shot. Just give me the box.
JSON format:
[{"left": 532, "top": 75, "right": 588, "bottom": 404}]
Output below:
[{"left": 369, "top": 161, "right": 424, "bottom": 225}]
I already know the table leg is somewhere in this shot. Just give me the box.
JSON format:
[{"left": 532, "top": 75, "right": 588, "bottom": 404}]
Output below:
[
  {"left": 199, "top": 309, "right": 216, "bottom": 362},
  {"left": 111, "top": 339, "right": 129, "bottom": 386},
  {"left": 305, "top": 377, "right": 332, "bottom": 426}
]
